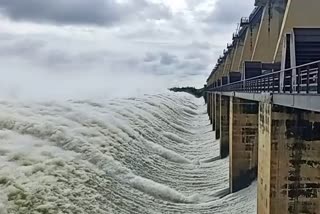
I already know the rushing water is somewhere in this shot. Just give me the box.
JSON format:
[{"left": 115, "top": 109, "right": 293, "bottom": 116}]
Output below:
[{"left": 0, "top": 93, "right": 256, "bottom": 214}]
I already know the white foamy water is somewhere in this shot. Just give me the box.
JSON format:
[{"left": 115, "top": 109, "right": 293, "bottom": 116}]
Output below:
[{"left": 0, "top": 93, "right": 256, "bottom": 214}]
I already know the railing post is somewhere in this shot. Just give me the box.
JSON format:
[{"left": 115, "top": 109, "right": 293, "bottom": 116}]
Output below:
[
  {"left": 243, "top": 75, "right": 246, "bottom": 91},
  {"left": 255, "top": 79, "right": 257, "bottom": 93},
  {"left": 272, "top": 72, "right": 275, "bottom": 93},
  {"left": 307, "top": 66, "right": 310, "bottom": 94},
  {"left": 297, "top": 68, "right": 301, "bottom": 94},
  {"left": 253, "top": 80, "right": 255, "bottom": 92},
  {"left": 252, "top": 80, "right": 254, "bottom": 92},
  {"left": 317, "top": 63, "right": 320, "bottom": 94},
  {"left": 289, "top": 69, "right": 293, "bottom": 93},
  {"left": 251, "top": 80, "right": 253, "bottom": 92},
  {"left": 283, "top": 70, "right": 287, "bottom": 93},
  {"left": 255, "top": 79, "right": 258, "bottom": 93},
  {"left": 279, "top": 69, "right": 284, "bottom": 93},
  {"left": 291, "top": 67, "right": 297, "bottom": 93},
  {"left": 278, "top": 72, "right": 281, "bottom": 93}
]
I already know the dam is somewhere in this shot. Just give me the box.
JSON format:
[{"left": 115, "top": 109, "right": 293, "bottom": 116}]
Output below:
[
  {"left": 206, "top": 0, "right": 320, "bottom": 213},
  {"left": 0, "top": 0, "right": 319, "bottom": 213}
]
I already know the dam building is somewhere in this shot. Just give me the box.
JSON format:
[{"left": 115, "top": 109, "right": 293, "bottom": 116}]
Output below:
[{"left": 206, "top": 0, "right": 320, "bottom": 213}]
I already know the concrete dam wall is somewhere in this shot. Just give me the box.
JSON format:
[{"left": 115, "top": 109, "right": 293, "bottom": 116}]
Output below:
[{"left": 205, "top": 0, "right": 320, "bottom": 213}]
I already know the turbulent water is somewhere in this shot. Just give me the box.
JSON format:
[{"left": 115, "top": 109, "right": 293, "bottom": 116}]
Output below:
[{"left": 0, "top": 93, "right": 256, "bottom": 214}]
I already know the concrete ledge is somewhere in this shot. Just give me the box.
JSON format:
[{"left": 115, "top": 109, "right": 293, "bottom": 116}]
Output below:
[
  {"left": 214, "top": 92, "right": 320, "bottom": 113},
  {"left": 273, "top": 94, "right": 320, "bottom": 113},
  {"left": 218, "top": 92, "right": 272, "bottom": 103}
]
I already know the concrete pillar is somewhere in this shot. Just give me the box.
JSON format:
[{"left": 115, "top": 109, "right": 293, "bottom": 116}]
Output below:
[
  {"left": 273, "top": 0, "right": 320, "bottom": 62},
  {"left": 209, "top": 93, "right": 213, "bottom": 124},
  {"left": 220, "top": 96, "right": 230, "bottom": 158},
  {"left": 211, "top": 93, "right": 216, "bottom": 131},
  {"left": 229, "top": 97, "right": 259, "bottom": 193},
  {"left": 231, "top": 38, "right": 244, "bottom": 72},
  {"left": 223, "top": 48, "right": 235, "bottom": 76},
  {"left": 258, "top": 102, "right": 273, "bottom": 214},
  {"left": 212, "top": 73, "right": 218, "bottom": 85},
  {"left": 239, "top": 24, "right": 260, "bottom": 72},
  {"left": 207, "top": 92, "right": 211, "bottom": 120},
  {"left": 251, "top": 2, "right": 285, "bottom": 62},
  {"left": 258, "top": 104, "right": 320, "bottom": 214},
  {"left": 215, "top": 61, "right": 226, "bottom": 82},
  {"left": 215, "top": 93, "right": 221, "bottom": 140}
]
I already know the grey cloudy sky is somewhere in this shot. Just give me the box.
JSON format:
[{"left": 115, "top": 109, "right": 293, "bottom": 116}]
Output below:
[{"left": 0, "top": 0, "right": 254, "bottom": 99}]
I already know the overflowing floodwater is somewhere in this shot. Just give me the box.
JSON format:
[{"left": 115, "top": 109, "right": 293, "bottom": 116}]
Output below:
[{"left": 0, "top": 93, "right": 256, "bottom": 214}]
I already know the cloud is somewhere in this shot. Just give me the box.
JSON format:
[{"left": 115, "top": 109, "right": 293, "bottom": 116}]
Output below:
[
  {"left": 160, "top": 52, "right": 178, "bottom": 65},
  {"left": 141, "top": 51, "right": 209, "bottom": 77},
  {"left": 0, "top": 0, "right": 171, "bottom": 26},
  {"left": 204, "top": 0, "right": 254, "bottom": 25},
  {"left": 0, "top": 0, "right": 258, "bottom": 99},
  {"left": 144, "top": 52, "right": 158, "bottom": 62},
  {"left": 0, "top": 31, "right": 208, "bottom": 98}
]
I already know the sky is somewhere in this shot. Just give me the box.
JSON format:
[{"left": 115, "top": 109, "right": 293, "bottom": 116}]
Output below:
[{"left": 0, "top": 0, "right": 254, "bottom": 100}]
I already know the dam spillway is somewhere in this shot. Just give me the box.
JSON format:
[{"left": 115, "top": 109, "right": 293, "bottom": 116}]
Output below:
[
  {"left": 0, "top": 94, "right": 257, "bottom": 214},
  {"left": 1, "top": 0, "right": 320, "bottom": 213}
]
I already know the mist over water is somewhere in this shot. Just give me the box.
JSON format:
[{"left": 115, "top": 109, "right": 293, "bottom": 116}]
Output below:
[
  {"left": 0, "top": 93, "right": 256, "bottom": 214},
  {"left": 0, "top": 0, "right": 259, "bottom": 212},
  {"left": 0, "top": 66, "right": 206, "bottom": 101}
]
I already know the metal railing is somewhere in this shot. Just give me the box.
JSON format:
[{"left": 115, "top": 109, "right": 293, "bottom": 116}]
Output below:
[
  {"left": 240, "top": 17, "right": 249, "bottom": 25},
  {"left": 210, "top": 60, "right": 320, "bottom": 94}
]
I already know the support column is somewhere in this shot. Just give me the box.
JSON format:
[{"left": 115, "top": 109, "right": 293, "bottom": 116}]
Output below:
[
  {"left": 258, "top": 104, "right": 320, "bottom": 214},
  {"left": 207, "top": 92, "right": 211, "bottom": 120},
  {"left": 215, "top": 61, "right": 226, "bottom": 81},
  {"left": 251, "top": 2, "right": 285, "bottom": 62},
  {"left": 211, "top": 93, "right": 216, "bottom": 131},
  {"left": 209, "top": 93, "right": 213, "bottom": 124},
  {"left": 258, "top": 102, "right": 273, "bottom": 214},
  {"left": 231, "top": 38, "right": 244, "bottom": 72},
  {"left": 223, "top": 48, "right": 236, "bottom": 76},
  {"left": 229, "top": 97, "right": 259, "bottom": 193},
  {"left": 215, "top": 93, "right": 221, "bottom": 140},
  {"left": 220, "top": 96, "right": 230, "bottom": 158},
  {"left": 239, "top": 23, "right": 260, "bottom": 72}
]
